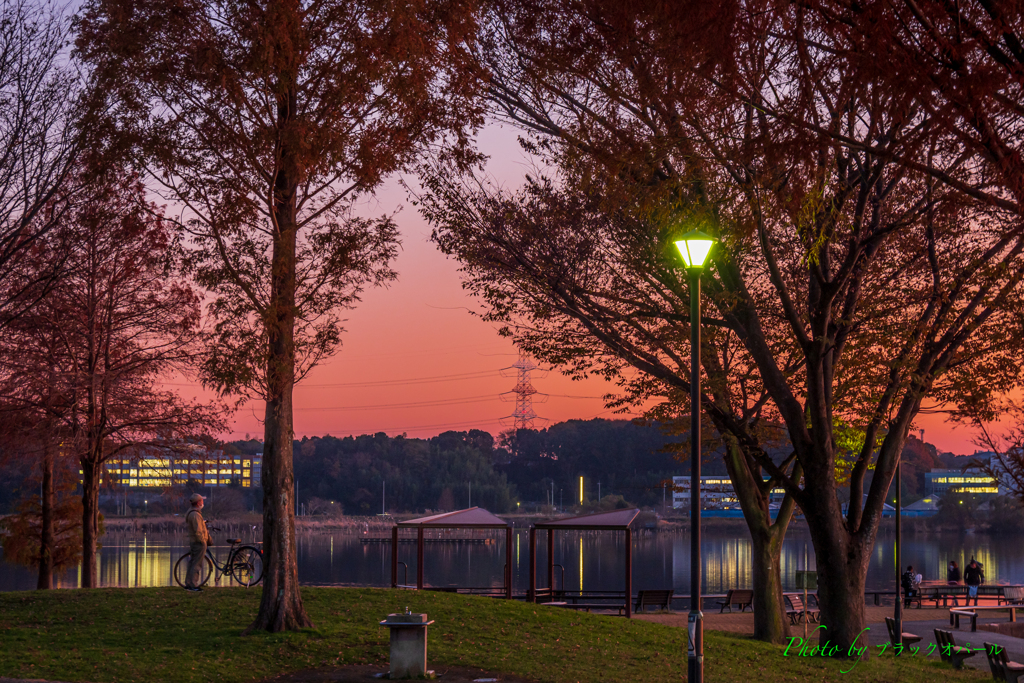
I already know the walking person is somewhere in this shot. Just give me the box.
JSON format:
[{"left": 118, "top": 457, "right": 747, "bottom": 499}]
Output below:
[
  {"left": 185, "top": 493, "right": 212, "bottom": 592},
  {"left": 965, "top": 558, "right": 985, "bottom": 606}
]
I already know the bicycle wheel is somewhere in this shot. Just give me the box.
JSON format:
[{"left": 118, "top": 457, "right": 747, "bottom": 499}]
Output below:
[
  {"left": 229, "top": 546, "right": 264, "bottom": 586},
  {"left": 173, "top": 552, "right": 213, "bottom": 588}
]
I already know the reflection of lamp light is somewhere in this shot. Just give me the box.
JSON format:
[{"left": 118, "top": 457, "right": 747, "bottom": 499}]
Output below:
[{"left": 674, "top": 227, "right": 717, "bottom": 683}]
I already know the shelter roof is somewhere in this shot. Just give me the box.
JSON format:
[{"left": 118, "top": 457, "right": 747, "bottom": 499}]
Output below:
[
  {"left": 905, "top": 497, "right": 939, "bottom": 511},
  {"left": 534, "top": 508, "right": 640, "bottom": 530},
  {"left": 397, "top": 507, "right": 510, "bottom": 528}
]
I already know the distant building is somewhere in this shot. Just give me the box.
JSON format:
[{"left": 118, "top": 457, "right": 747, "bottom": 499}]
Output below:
[
  {"left": 903, "top": 496, "right": 939, "bottom": 517},
  {"left": 842, "top": 495, "right": 896, "bottom": 517},
  {"left": 925, "top": 469, "right": 1000, "bottom": 497},
  {"left": 672, "top": 475, "right": 786, "bottom": 509},
  {"left": 89, "top": 446, "right": 262, "bottom": 488}
]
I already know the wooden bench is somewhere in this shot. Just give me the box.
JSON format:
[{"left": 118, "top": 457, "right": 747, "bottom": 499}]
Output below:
[
  {"left": 716, "top": 589, "right": 753, "bottom": 614},
  {"left": 934, "top": 629, "right": 977, "bottom": 669},
  {"left": 919, "top": 586, "right": 942, "bottom": 607},
  {"left": 634, "top": 589, "right": 674, "bottom": 613},
  {"left": 951, "top": 604, "right": 1024, "bottom": 632},
  {"left": 903, "top": 586, "right": 922, "bottom": 608},
  {"left": 984, "top": 642, "right": 1024, "bottom": 683},
  {"left": 785, "top": 594, "right": 818, "bottom": 625},
  {"left": 866, "top": 590, "right": 897, "bottom": 605},
  {"left": 884, "top": 616, "right": 922, "bottom": 650},
  {"left": 950, "top": 608, "right": 978, "bottom": 631},
  {"left": 1003, "top": 587, "right": 1024, "bottom": 606}
]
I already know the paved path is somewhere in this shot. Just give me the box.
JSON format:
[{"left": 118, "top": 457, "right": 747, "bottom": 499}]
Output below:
[
  {"left": 635, "top": 603, "right": 958, "bottom": 634},
  {"left": 638, "top": 604, "right": 1024, "bottom": 672},
  {"left": 863, "top": 616, "right": 1024, "bottom": 662}
]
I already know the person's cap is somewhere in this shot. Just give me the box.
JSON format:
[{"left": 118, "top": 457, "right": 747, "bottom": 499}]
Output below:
[{"left": 189, "top": 493, "right": 205, "bottom": 504}]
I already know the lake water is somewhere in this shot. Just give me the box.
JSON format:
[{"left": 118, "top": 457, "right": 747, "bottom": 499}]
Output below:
[{"left": 0, "top": 526, "right": 1017, "bottom": 594}]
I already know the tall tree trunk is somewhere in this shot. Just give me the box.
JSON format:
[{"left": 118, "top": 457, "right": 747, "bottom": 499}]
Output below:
[
  {"left": 719, "top": 435, "right": 794, "bottom": 643},
  {"left": 80, "top": 458, "right": 101, "bottom": 588},
  {"left": 248, "top": 77, "right": 312, "bottom": 633},
  {"left": 805, "top": 508, "right": 870, "bottom": 656},
  {"left": 38, "top": 440, "right": 54, "bottom": 590},
  {"left": 749, "top": 524, "right": 789, "bottom": 643}
]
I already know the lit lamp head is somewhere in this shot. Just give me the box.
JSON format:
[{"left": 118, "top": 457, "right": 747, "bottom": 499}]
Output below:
[{"left": 673, "top": 229, "right": 718, "bottom": 271}]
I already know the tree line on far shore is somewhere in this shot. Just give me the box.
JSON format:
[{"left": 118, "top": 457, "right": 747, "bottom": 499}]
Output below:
[{"left": 287, "top": 419, "right": 682, "bottom": 515}]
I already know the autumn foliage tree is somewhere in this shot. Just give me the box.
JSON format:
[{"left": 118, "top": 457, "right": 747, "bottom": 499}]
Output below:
[
  {"left": 77, "top": 0, "right": 485, "bottom": 630},
  {"left": 0, "top": 166, "right": 224, "bottom": 588},
  {"left": 419, "top": 0, "right": 1024, "bottom": 651},
  {"left": 801, "top": 1, "right": 1024, "bottom": 215},
  {"left": 0, "top": 0, "right": 84, "bottom": 327}
]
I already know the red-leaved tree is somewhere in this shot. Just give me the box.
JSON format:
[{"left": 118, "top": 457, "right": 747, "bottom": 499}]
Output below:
[
  {"left": 0, "top": 166, "right": 225, "bottom": 588},
  {"left": 76, "top": 0, "right": 485, "bottom": 630}
]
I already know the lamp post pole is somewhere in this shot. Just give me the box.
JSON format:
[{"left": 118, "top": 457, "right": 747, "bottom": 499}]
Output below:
[
  {"left": 674, "top": 228, "right": 715, "bottom": 683},
  {"left": 895, "top": 458, "right": 902, "bottom": 648},
  {"left": 688, "top": 269, "right": 704, "bottom": 683}
]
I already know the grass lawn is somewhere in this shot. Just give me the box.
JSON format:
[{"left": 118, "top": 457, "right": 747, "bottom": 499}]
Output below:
[{"left": 0, "top": 587, "right": 991, "bottom": 682}]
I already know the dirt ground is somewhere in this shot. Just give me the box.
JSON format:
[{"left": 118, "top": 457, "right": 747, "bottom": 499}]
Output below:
[{"left": 258, "top": 665, "right": 540, "bottom": 682}]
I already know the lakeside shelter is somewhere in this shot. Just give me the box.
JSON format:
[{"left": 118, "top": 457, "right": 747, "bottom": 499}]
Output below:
[
  {"left": 391, "top": 507, "right": 513, "bottom": 598},
  {"left": 529, "top": 508, "right": 640, "bottom": 618}
]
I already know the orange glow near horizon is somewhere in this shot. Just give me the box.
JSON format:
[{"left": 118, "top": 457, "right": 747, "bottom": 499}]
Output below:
[{"left": 159, "top": 124, "right": 986, "bottom": 456}]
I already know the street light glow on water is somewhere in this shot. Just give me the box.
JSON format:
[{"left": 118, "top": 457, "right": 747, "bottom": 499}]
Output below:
[{"left": 1, "top": 528, "right": 1016, "bottom": 593}]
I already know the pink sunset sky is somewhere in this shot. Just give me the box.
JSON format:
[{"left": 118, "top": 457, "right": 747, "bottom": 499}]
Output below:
[{"left": 166, "top": 122, "right": 986, "bottom": 456}]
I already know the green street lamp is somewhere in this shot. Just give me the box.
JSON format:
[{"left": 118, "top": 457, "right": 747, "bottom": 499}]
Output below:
[
  {"left": 674, "top": 230, "right": 717, "bottom": 270},
  {"left": 673, "top": 229, "right": 717, "bottom": 683}
]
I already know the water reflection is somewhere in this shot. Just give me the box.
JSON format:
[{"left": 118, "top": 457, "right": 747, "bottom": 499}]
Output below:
[{"left": 1, "top": 527, "right": 1022, "bottom": 593}]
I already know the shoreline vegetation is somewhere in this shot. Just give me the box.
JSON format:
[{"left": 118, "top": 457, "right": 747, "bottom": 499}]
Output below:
[{"left": 0, "top": 587, "right": 989, "bottom": 683}]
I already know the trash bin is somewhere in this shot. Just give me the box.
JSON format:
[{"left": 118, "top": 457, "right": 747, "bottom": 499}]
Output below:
[{"left": 380, "top": 611, "right": 435, "bottom": 679}]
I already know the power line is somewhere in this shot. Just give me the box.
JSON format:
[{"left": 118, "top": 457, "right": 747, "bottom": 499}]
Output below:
[
  {"left": 295, "top": 417, "right": 508, "bottom": 435},
  {"left": 293, "top": 394, "right": 500, "bottom": 411},
  {"left": 300, "top": 370, "right": 498, "bottom": 388},
  {"left": 292, "top": 391, "right": 603, "bottom": 412},
  {"left": 160, "top": 369, "right": 501, "bottom": 389}
]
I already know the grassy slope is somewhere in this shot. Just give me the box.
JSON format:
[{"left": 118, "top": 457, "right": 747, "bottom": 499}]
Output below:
[{"left": 0, "top": 587, "right": 989, "bottom": 683}]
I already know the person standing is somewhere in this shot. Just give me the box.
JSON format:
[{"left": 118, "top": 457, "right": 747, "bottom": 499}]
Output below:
[
  {"left": 965, "top": 559, "right": 985, "bottom": 606},
  {"left": 185, "top": 493, "right": 211, "bottom": 592}
]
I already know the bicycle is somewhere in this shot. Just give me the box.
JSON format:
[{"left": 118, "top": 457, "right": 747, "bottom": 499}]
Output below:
[{"left": 173, "top": 526, "right": 264, "bottom": 588}]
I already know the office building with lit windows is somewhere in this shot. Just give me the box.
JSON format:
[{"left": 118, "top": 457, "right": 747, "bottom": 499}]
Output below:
[
  {"left": 924, "top": 469, "right": 1000, "bottom": 498},
  {"left": 671, "top": 475, "right": 786, "bottom": 509},
  {"left": 100, "top": 448, "right": 262, "bottom": 489}
]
